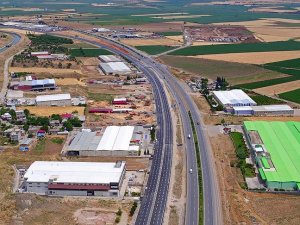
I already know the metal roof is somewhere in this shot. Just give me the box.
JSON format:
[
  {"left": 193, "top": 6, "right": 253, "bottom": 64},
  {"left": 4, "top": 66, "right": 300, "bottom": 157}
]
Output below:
[
  {"left": 36, "top": 93, "right": 71, "bottom": 102},
  {"left": 100, "top": 62, "right": 131, "bottom": 74},
  {"left": 244, "top": 121, "right": 300, "bottom": 183},
  {"left": 252, "top": 105, "right": 293, "bottom": 112},
  {"left": 24, "top": 161, "right": 126, "bottom": 184},
  {"left": 98, "top": 55, "right": 121, "bottom": 62},
  {"left": 68, "top": 131, "right": 102, "bottom": 151},
  {"left": 97, "top": 126, "right": 135, "bottom": 151},
  {"left": 213, "top": 89, "right": 256, "bottom": 106},
  {"left": 67, "top": 126, "right": 139, "bottom": 152}
]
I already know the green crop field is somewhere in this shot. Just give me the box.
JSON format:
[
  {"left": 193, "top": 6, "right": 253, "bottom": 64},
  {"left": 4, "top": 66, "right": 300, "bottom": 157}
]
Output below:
[
  {"left": 238, "top": 58, "right": 300, "bottom": 89},
  {"left": 157, "top": 32, "right": 182, "bottom": 36},
  {"left": 169, "top": 40, "right": 300, "bottom": 56},
  {"left": 250, "top": 94, "right": 285, "bottom": 105},
  {"left": 62, "top": 43, "right": 97, "bottom": 49},
  {"left": 159, "top": 55, "right": 283, "bottom": 84},
  {"left": 2, "top": 0, "right": 300, "bottom": 26},
  {"left": 136, "top": 45, "right": 176, "bottom": 55},
  {"left": 279, "top": 89, "right": 300, "bottom": 104},
  {"left": 70, "top": 48, "right": 112, "bottom": 57}
]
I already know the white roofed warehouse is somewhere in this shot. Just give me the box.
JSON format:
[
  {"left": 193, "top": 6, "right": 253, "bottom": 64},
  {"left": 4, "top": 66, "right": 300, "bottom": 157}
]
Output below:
[
  {"left": 99, "top": 62, "right": 131, "bottom": 75},
  {"left": 98, "top": 55, "right": 121, "bottom": 63},
  {"left": 36, "top": 93, "right": 72, "bottom": 106},
  {"left": 23, "top": 161, "right": 126, "bottom": 197},
  {"left": 65, "top": 126, "right": 143, "bottom": 157},
  {"left": 212, "top": 89, "right": 257, "bottom": 108}
]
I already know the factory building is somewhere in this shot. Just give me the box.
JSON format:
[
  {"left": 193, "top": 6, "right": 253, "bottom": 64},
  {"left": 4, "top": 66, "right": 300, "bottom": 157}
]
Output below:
[
  {"left": 98, "top": 55, "right": 121, "bottom": 63},
  {"left": 112, "top": 98, "right": 128, "bottom": 105},
  {"left": 244, "top": 121, "right": 300, "bottom": 191},
  {"left": 23, "top": 161, "right": 126, "bottom": 197},
  {"left": 99, "top": 62, "right": 131, "bottom": 75},
  {"left": 212, "top": 89, "right": 257, "bottom": 108},
  {"left": 36, "top": 93, "right": 72, "bottom": 106},
  {"left": 66, "top": 126, "right": 142, "bottom": 157},
  {"left": 233, "top": 105, "right": 294, "bottom": 116},
  {"left": 10, "top": 79, "right": 56, "bottom": 91}
]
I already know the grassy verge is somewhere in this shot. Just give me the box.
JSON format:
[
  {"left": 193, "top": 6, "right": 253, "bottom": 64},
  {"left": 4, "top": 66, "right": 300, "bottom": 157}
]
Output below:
[
  {"left": 88, "top": 92, "right": 115, "bottom": 102},
  {"left": 158, "top": 31, "right": 182, "bottom": 36},
  {"left": 51, "top": 137, "right": 64, "bottom": 145},
  {"left": 188, "top": 111, "right": 203, "bottom": 225},
  {"left": 34, "top": 138, "right": 46, "bottom": 154},
  {"left": 279, "top": 88, "right": 300, "bottom": 104},
  {"left": 230, "top": 132, "right": 255, "bottom": 180},
  {"left": 135, "top": 45, "right": 176, "bottom": 55}
]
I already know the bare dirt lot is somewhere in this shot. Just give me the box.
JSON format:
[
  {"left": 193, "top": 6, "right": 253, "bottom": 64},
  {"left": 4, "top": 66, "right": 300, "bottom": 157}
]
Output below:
[
  {"left": 214, "top": 18, "right": 300, "bottom": 42},
  {"left": 17, "top": 106, "right": 85, "bottom": 117},
  {"left": 13, "top": 194, "right": 132, "bottom": 225},
  {"left": 9, "top": 67, "right": 83, "bottom": 77},
  {"left": 185, "top": 25, "right": 258, "bottom": 43},
  {"left": 189, "top": 50, "right": 300, "bottom": 65}
]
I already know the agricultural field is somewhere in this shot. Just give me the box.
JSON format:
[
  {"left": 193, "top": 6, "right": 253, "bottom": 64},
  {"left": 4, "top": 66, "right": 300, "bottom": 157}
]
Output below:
[
  {"left": 159, "top": 55, "right": 285, "bottom": 84},
  {"left": 62, "top": 43, "right": 98, "bottom": 49},
  {"left": 70, "top": 48, "right": 113, "bottom": 57},
  {"left": 279, "top": 89, "right": 300, "bottom": 104},
  {"left": 238, "top": 58, "right": 300, "bottom": 89},
  {"left": 136, "top": 45, "right": 176, "bottom": 55},
  {"left": 169, "top": 40, "right": 300, "bottom": 56},
  {"left": 158, "top": 31, "right": 182, "bottom": 36},
  {"left": 248, "top": 93, "right": 285, "bottom": 105}
]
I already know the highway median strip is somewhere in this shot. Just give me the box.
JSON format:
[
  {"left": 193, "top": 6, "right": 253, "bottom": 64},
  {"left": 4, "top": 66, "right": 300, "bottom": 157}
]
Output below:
[{"left": 188, "top": 111, "right": 203, "bottom": 225}]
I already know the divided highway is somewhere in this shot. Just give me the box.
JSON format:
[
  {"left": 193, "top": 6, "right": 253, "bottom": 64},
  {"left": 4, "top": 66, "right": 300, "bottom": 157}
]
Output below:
[{"left": 6, "top": 28, "right": 222, "bottom": 225}]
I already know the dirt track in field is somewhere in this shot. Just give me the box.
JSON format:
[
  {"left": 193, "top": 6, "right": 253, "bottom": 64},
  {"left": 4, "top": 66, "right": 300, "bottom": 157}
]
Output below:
[{"left": 254, "top": 80, "right": 300, "bottom": 95}]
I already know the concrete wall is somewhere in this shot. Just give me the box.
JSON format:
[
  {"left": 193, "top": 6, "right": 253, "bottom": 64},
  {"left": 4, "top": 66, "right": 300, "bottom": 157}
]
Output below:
[
  {"left": 26, "top": 182, "right": 48, "bottom": 194},
  {"left": 48, "top": 189, "right": 119, "bottom": 197},
  {"left": 36, "top": 99, "right": 72, "bottom": 106},
  {"left": 267, "top": 181, "right": 296, "bottom": 191},
  {"left": 26, "top": 182, "right": 121, "bottom": 197}
]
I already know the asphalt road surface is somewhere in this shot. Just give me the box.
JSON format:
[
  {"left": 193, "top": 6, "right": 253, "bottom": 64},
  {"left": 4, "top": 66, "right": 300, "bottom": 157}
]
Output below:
[{"left": 5, "top": 28, "right": 222, "bottom": 225}]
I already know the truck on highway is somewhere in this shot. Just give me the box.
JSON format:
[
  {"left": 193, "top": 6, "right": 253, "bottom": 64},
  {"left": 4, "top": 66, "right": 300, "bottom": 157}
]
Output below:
[
  {"left": 189, "top": 169, "right": 193, "bottom": 174},
  {"left": 188, "top": 134, "right": 191, "bottom": 139}
]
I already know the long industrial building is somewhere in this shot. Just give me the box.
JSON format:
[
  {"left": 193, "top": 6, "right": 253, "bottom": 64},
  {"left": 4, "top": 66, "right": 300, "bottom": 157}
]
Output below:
[
  {"left": 213, "top": 89, "right": 257, "bottom": 108},
  {"left": 66, "top": 126, "right": 143, "bottom": 157},
  {"left": 99, "top": 62, "right": 131, "bottom": 75},
  {"left": 244, "top": 121, "right": 300, "bottom": 191},
  {"left": 233, "top": 105, "right": 294, "bottom": 116},
  {"left": 23, "top": 161, "right": 126, "bottom": 197},
  {"left": 10, "top": 79, "right": 56, "bottom": 91},
  {"left": 98, "top": 55, "right": 121, "bottom": 63},
  {"left": 36, "top": 93, "right": 72, "bottom": 106}
]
